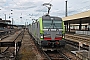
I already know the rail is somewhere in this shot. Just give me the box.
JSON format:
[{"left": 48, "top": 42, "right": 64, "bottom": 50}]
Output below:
[
  {"left": 65, "top": 34, "right": 90, "bottom": 46},
  {"left": 29, "top": 30, "right": 71, "bottom": 60},
  {"left": 41, "top": 50, "right": 71, "bottom": 60},
  {"left": 0, "top": 29, "right": 25, "bottom": 59}
]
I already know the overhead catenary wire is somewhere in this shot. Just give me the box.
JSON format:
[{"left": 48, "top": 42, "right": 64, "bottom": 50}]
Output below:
[
  {"left": 11, "top": 0, "right": 25, "bottom": 10},
  {"left": 54, "top": 0, "right": 90, "bottom": 17},
  {"left": 11, "top": 0, "right": 55, "bottom": 18},
  {"left": 68, "top": 0, "right": 90, "bottom": 8},
  {"left": 12, "top": 0, "right": 42, "bottom": 16},
  {"left": 34, "top": 0, "right": 53, "bottom": 17},
  {"left": 11, "top": 0, "right": 19, "bottom": 6},
  {"left": 7, "top": 0, "right": 90, "bottom": 19},
  {"left": 49, "top": 0, "right": 53, "bottom": 3},
  {"left": 68, "top": 4, "right": 90, "bottom": 15},
  {"left": 68, "top": 0, "right": 90, "bottom": 14},
  {"left": 11, "top": 0, "right": 33, "bottom": 10},
  {"left": 73, "top": 4, "right": 90, "bottom": 11}
]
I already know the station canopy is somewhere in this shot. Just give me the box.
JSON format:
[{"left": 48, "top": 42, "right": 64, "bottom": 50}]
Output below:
[
  {"left": 62, "top": 10, "right": 90, "bottom": 24},
  {"left": 0, "top": 20, "right": 11, "bottom": 27}
]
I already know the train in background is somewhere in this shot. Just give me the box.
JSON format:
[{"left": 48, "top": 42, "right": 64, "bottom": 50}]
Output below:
[{"left": 28, "top": 14, "right": 65, "bottom": 51}]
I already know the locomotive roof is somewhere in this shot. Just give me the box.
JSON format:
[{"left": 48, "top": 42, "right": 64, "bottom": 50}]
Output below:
[{"left": 42, "top": 15, "right": 62, "bottom": 20}]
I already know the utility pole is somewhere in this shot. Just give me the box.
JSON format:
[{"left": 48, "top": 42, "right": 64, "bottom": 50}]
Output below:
[
  {"left": 5, "top": 14, "right": 6, "bottom": 23},
  {"left": 65, "top": 0, "right": 68, "bottom": 32},
  {"left": 25, "top": 22, "right": 26, "bottom": 28},
  {"left": 12, "top": 18, "right": 13, "bottom": 28},
  {"left": 65, "top": 0, "right": 67, "bottom": 17}
]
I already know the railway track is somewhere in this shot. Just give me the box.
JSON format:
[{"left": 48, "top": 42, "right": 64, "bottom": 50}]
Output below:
[
  {"left": 29, "top": 32, "right": 71, "bottom": 60},
  {"left": 42, "top": 50, "right": 71, "bottom": 60},
  {"left": 65, "top": 34, "right": 89, "bottom": 51},
  {"left": 29, "top": 31, "right": 86, "bottom": 60},
  {"left": 65, "top": 34, "right": 90, "bottom": 46},
  {"left": 0, "top": 29, "right": 25, "bottom": 60},
  {"left": 66, "top": 40, "right": 89, "bottom": 50},
  {"left": 64, "top": 34, "right": 90, "bottom": 60},
  {"left": 18, "top": 29, "right": 42, "bottom": 60},
  {"left": 0, "top": 29, "right": 19, "bottom": 40}
]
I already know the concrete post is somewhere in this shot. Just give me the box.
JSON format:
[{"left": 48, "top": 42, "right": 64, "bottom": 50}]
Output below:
[
  {"left": 69, "top": 22, "right": 70, "bottom": 32},
  {"left": 5, "top": 14, "right": 6, "bottom": 23},
  {"left": 12, "top": 18, "right": 13, "bottom": 28},
  {"left": 15, "top": 42, "right": 16, "bottom": 56},
  {"left": 79, "top": 19, "right": 82, "bottom": 30},
  {"left": 65, "top": 25, "right": 66, "bottom": 32},
  {"left": 79, "top": 42, "right": 81, "bottom": 51},
  {"left": 67, "top": 22, "right": 68, "bottom": 32},
  {"left": 79, "top": 42, "right": 83, "bottom": 51}
]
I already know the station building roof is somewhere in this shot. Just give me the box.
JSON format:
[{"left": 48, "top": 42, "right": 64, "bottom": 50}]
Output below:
[
  {"left": 0, "top": 23, "right": 17, "bottom": 27},
  {"left": 0, "top": 23, "right": 8, "bottom": 27},
  {"left": 62, "top": 10, "right": 90, "bottom": 24},
  {"left": 0, "top": 19, "right": 11, "bottom": 27},
  {"left": 0, "top": 20, "right": 11, "bottom": 23},
  {"left": 0, "top": 18, "right": 2, "bottom": 20}
]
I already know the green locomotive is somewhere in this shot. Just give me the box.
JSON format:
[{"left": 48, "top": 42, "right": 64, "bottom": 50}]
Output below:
[{"left": 29, "top": 15, "right": 65, "bottom": 51}]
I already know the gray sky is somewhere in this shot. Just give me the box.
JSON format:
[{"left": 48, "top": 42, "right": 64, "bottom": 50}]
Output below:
[{"left": 0, "top": 0, "right": 90, "bottom": 25}]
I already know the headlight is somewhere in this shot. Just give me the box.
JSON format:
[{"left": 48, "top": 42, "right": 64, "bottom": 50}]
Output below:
[
  {"left": 41, "top": 36, "right": 43, "bottom": 38},
  {"left": 63, "top": 36, "right": 64, "bottom": 38}
]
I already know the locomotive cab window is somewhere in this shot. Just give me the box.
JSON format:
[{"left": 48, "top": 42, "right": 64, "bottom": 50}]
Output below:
[{"left": 43, "top": 20, "right": 62, "bottom": 29}]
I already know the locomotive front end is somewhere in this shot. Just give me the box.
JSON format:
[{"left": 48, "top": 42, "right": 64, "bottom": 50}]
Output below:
[{"left": 40, "top": 15, "right": 65, "bottom": 49}]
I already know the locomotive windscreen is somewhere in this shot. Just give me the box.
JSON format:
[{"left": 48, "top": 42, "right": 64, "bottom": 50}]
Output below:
[{"left": 43, "top": 19, "right": 62, "bottom": 29}]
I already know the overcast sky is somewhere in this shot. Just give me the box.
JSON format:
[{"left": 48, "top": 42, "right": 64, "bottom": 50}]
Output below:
[{"left": 0, "top": 0, "right": 90, "bottom": 25}]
